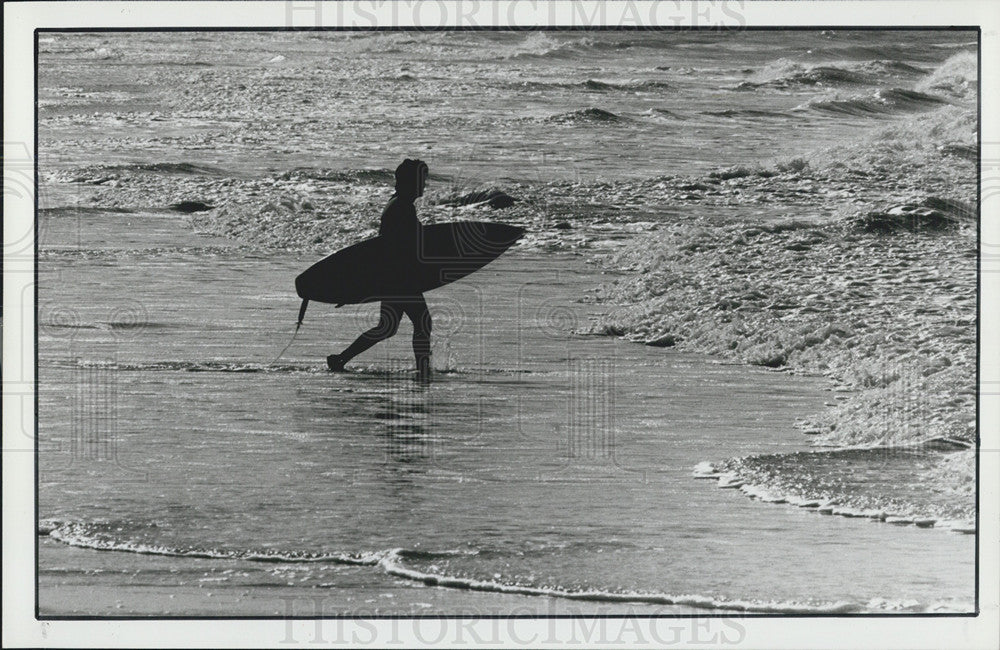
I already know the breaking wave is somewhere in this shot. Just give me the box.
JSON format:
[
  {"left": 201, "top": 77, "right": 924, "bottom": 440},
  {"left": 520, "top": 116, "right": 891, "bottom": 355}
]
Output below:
[
  {"left": 580, "top": 79, "right": 671, "bottom": 92},
  {"left": 799, "top": 41, "right": 973, "bottom": 63},
  {"left": 701, "top": 109, "right": 801, "bottom": 120},
  {"left": 503, "top": 33, "right": 600, "bottom": 60},
  {"left": 545, "top": 107, "right": 626, "bottom": 124},
  {"left": 795, "top": 88, "right": 949, "bottom": 117},
  {"left": 915, "top": 51, "right": 976, "bottom": 99},
  {"left": 41, "top": 519, "right": 968, "bottom": 614},
  {"left": 735, "top": 64, "right": 872, "bottom": 91},
  {"left": 736, "top": 58, "right": 930, "bottom": 92},
  {"left": 512, "top": 78, "right": 670, "bottom": 93}
]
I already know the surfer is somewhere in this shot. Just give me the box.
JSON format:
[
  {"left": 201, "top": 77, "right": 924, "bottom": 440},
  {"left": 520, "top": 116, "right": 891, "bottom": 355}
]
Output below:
[{"left": 327, "top": 159, "right": 433, "bottom": 378}]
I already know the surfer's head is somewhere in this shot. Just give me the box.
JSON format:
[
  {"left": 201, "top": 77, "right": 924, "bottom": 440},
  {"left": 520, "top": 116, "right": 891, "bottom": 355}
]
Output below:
[{"left": 395, "top": 158, "right": 428, "bottom": 199}]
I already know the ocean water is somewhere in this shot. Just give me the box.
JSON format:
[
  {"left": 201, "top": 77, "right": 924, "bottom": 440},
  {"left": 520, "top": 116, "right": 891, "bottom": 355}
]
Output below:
[
  {"left": 37, "top": 30, "right": 976, "bottom": 615},
  {"left": 38, "top": 30, "right": 977, "bottom": 184}
]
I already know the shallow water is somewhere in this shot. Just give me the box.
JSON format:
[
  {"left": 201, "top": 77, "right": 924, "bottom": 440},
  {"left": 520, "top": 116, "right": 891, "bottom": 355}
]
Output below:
[{"left": 38, "top": 211, "right": 974, "bottom": 615}]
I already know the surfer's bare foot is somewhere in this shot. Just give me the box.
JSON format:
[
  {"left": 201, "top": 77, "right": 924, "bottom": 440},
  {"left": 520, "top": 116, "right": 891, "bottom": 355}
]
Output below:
[
  {"left": 326, "top": 354, "right": 346, "bottom": 372},
  {"left": 416, "top": 357, "right": 431, "bottom": 382}
]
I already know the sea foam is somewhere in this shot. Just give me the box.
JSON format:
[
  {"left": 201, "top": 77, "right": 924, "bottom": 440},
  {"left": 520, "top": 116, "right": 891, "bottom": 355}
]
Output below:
[{"left": 42, "top": 519, "right": 969, "bottom": 613}]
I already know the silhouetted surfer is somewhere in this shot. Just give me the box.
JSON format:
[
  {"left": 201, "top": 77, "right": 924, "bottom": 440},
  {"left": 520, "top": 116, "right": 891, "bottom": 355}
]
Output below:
[{"left": 327, "top": 159, "right": 432, "bottom": 378}]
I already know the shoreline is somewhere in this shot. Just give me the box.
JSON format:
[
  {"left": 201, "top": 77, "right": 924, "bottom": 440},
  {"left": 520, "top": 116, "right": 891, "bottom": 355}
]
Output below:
[
  {"left": 39, "top": 524, "right": 969, "bottom": 616},
  {"left": 693, "top": 455, "right": 976, "bottom": 534}
]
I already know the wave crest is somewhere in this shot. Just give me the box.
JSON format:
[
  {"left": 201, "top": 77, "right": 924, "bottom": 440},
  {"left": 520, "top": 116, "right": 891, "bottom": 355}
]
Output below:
[
  {"left": 737, "top": 61, "right": 871, "bottom": 90},
  {"left": 796, "top": 87, "right": 948, "bottom": 117},
  {"left": 504, "top": 32, "right": 590, "bottom": 60},
  {"left": 582, "top": 79, "right": 670, "bottom": 92},
  {"left": 546, "top": 107, "right": 625, "bottom": 124}
]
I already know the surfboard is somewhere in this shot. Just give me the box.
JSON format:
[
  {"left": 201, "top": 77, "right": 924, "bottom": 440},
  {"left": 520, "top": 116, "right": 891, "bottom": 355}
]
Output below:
[{"left": 295, "top": 221, "right": 525, "bottom": 306}]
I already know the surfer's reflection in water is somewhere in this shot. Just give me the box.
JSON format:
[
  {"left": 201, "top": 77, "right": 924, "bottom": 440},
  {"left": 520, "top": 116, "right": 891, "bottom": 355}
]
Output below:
[{"left": 327, "top": 159, "right": 433, "bottom": 380}]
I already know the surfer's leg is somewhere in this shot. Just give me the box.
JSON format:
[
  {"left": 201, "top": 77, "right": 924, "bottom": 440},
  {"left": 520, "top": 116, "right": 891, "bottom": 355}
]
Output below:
[
  {"left": 328, "top": 302, "right": 402, "bottom": 370},
  {"left": 404, "top": 296, "right": 432, "bottom": 378}
]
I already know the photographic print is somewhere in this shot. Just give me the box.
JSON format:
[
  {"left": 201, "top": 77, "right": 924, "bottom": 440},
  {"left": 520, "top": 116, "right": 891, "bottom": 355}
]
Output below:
[{"left": 5, "top": 2, "right": 997, "bottom": 646}]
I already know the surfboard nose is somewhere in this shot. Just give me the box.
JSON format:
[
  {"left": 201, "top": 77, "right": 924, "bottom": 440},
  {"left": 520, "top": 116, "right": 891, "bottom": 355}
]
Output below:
[
  {"left": 497, "top": 223, "right": 526, "bottom": 243},
  {"left": 490, "top": 223, "right": 526, "bottom": 254},
  {"left": 450, "top": 222, "right": 525, "bottom": 257}
]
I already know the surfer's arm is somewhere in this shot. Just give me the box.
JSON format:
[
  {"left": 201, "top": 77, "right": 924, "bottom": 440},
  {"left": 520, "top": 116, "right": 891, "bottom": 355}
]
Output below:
[
  {"left": 380, "top": 202, "right": 421, "bottom": 255},
  {"left": 380, "top": 200, "right": 419, "bottom": 228}
]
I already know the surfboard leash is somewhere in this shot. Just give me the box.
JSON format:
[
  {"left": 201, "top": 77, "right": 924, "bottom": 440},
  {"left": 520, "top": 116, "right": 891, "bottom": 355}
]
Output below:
[{"left": 272, "top": 299, "right": 309, "bottom": 364}]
